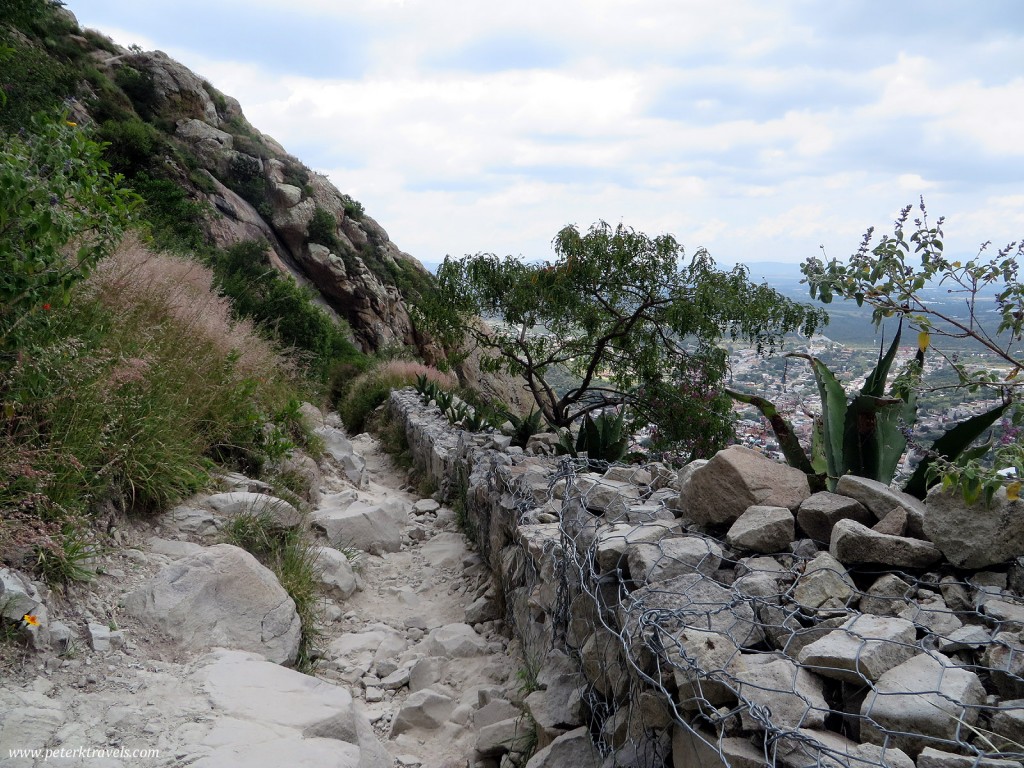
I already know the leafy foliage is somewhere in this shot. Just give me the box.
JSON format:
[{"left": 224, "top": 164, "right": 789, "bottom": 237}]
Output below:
[
  {"left": 0, "top": 112, "right": 138, "bottom": 349},
  {"left": 556, "top": 411, "right": 629, "bottom": 465},
  {"left": 425, "top": 221, "right": 827, "bottom": 456},
  {"left": 730, "top": 321, "right": 1011, "bottom": 498},
  {"left": 211, "top": 241, "right": 365, "bottom": 379},
  {"left": 802, "top": 199, "right": 1023, "bottom": 501}
]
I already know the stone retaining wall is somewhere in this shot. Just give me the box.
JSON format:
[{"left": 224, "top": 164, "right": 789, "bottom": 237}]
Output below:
[{"left": 388, "top": 388, "right": 1024, "bottom": 768}]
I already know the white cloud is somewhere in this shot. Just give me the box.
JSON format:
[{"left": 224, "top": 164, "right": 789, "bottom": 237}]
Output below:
[{"left": 70, "top": 0, "right": 1024, "bottom": 267}]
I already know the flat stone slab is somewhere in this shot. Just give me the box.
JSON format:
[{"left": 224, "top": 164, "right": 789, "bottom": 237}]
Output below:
[
  {"left": 313, "top": 502, "right": 401, "bottom": 555},
  {"left": 206, "top": 492, "right": 302, "bottom": 528}
]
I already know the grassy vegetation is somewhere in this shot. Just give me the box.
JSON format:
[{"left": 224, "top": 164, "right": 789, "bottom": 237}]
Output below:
[
  {"left": 224, "top": 509, "right": 324, "bottom": 672},
  {"left": 338, "top": 360, "right": 456, "bottom": 434}
]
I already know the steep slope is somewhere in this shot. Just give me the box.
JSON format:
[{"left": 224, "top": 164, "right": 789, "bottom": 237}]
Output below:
[{"left": 0, "top": 3, "right": 526, "bottom": 409}]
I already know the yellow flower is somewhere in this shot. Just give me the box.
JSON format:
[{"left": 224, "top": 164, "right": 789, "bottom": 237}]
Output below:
[
  {"left": 22, "top": 614, "right": 40, "bottom": 627},
  {"left": 65, "top": 120, "right": 77, "bottom": 127}
]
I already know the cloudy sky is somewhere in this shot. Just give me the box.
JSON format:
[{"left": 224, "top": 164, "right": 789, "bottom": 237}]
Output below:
[{"left": 70, "top": 1, "right": 1024, "bottom": 271}]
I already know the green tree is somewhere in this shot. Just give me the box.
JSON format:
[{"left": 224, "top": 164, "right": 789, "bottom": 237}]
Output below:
[{"left": 426, "top": 221, "right": 827, "bottom": 458}]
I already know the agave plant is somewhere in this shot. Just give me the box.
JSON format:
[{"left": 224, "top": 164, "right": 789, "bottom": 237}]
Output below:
[
  {"left": 434, "top": 389, "right": 454, "bottom": 413},
  {"left": 414, "top": 373, "right": 438, "bottom": 403},
  {"left": 556, "top": 410, "right": 629, "bottom": 465},
  {"left": 447, "top": 400, "right": 471, "bottom": 425},
  {"left": 505, "top": 408, "right": 546, "bottom": 449},
  {"left": 727, "top": 322, "right": 1009, "bottom": 497}
]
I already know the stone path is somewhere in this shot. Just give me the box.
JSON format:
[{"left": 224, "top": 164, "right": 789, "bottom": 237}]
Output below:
[{"left": 0, "top": 415, "right": 521, "bottom": 768}]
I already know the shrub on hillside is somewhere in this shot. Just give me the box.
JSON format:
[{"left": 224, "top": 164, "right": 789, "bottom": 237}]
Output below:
[
  {"left": 0, "top": 236, "right": 304, "bottom": 543},
  {"left": 339, "top": 361, "right": 456, "bottom": 434}
]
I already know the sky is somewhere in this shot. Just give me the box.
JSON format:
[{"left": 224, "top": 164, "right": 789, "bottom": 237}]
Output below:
[{"left": 69, "top": 1, "right": 1024, "bottom": 272}]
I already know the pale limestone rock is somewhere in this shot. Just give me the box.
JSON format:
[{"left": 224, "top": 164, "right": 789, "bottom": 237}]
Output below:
[
  {"left": 389, "top": 689, "right": 455, "bottom": 735},
  {"left": 425, "top": 623, "right": 487, "bottom": 658},
  {"left": 797, "top": 614, "right": 917, "bottom": 683},
  {"left": 524, "top": 726, "right": 600, "bottom": 768},
  {"left": 835, "top": 474, "right": 926, "bottom": 537},
  {"left": 860, "top": 652, "right": 986, "bottom": 755},
  {"left": 206, "top": 491, "right": 303, "bottom": 529},
  {"left": 830, "top": 518, "right": 942, "bottom": 568},
  {"left": 313, "top": 502, "right": 401, "bottom": 555},
  {"left": 312, "top": 546, "right": 359, "bottom": 601},
  {"left": 594, "top": 520, "right": 678, "bottom": 572},
  {"left": 125, "top": 544, "right": 300, "bottom": 665},
  {"left": 733, "top": 653, "right": 827, "bottom": 731},
  {"left": 925, "top": 485, "right": 1024, "bottom": 568},
  {"left": 792, "top": 552, "right": 856, "bottom": 612},
  {"left": 726, "top": 505, "right": 795, "bottom": 553},
  {"left": 797, "top": 491, "right": 873, "bottom": 544},
  {"left": 626, "top": 535, "right": 723, "bottom": 586},
  {"left": 681, "top": 445, "right": 810, "bottom": 528}
]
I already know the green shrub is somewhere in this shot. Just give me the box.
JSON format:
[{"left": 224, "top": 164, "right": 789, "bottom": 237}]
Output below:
[
  {"left": 308, "top": 206, "right": 341, "bottom": 250},
  {"left": 114, "top": 65, "right": 158, "bottom": 120},
  {"left": 97, "top": 118, "right": 159, "bottom": 176},
  {"left": 339, "top": 361, "right": 456, "bottom": 434},
  {"left": 131, "top": 173, "right": 210, "bottom": 253},
  {"left": 341, "top": 195, "right": 363, "bottom": 220},
  {"left": 212, "top": 241, "right": 365, "bottom": 380}
]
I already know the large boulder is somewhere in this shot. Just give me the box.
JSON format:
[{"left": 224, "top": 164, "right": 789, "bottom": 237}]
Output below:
[
  {"left": 524, "top": 726, "right": 601, "bottom": 768},
  {"left": 681, "top": 446, "right": 810, "bottom": 528},
  {"left": 206, "top": 491, "right": 302, "bottom": 529},
  {"left": 924, "top": 485, "right": 1024, "bottom": 568},
  {"left": 124, "top": 544, "right": 300, "bottom": 665}
]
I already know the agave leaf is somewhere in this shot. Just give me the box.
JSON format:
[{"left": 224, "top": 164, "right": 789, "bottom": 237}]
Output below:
[
  {"left": 810, "top": 415, "right": 827, "bottom": 476},
  {"left": 789, "top": 352, "right": 847, "bottom": 490},
  {"left": 844, "top": 394, "right": 907, "bottom": 486},
  {"left": 725, "top": 388, "right": 815, "bottom": 476},
  {"left": 903, "top": 400, "right": 1011, "bottom": 499},
  {"left": 861, "top": 320, "right": 903, "bottom": 398}
]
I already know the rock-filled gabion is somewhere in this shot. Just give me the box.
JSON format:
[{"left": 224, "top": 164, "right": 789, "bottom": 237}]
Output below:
[{"left": 390, "top": 389, "right": 1024, "bottom": 768}]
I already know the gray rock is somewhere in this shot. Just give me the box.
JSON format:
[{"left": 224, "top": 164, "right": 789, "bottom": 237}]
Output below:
[
  {"left": 989, "top": 700, "right": 1024, "bottom": 754},
  {"left": 165, "top": 505, "right": 223, "bottom": 537},
  {"left": 797, "top": 614, "right": 917, "bottom": 682},
  {"left": 413, "top": 498, "right": 440, "bottom": 515},
  {"left": 380, "top": 667, "right": 411, "bottom": 690},
  {"left": 476, "top": 698, "right": 522, "bottom": 729},
  {"left": 313, "top": 545, "right": 359, "bottom": 600},
  {"left": 206, "top": 491, "right": 302, "bottom": 528},
  {"left": 408, "top": 657, "right": 445, "bottom": 692},
  {"left": 580, "top": 629, "right": 630, "bottom": 701},
  {"left": 860, "top": 651, "right": 986, "bottom": 754},
  {"left": 898, "top": 592, "right": 962, "bottom": 637},
  {"left": 476, "top": 716, "right": 532, "bottom": 756},
  {"left": 87, "top": 622, "right": 112, "bottom": 652},
  {"left": 830, "top": 518, "right": 942, "bottom": 568},
  {"left": 426, "top": 623, "right": 487, "bottom": 658},
  {"left": 672, "top": 726, "right": 769, "bottom": 768},
  {"left": 916, "top": 747, "right": 1023, "bottom": 768},
  {"left": 925, "top": 485, "right": 1024, "bottom": 568},
  {"left": 986, "top": 631, "right": 1024, "bottom": 699},
  {"left": 873, "top": 505, "right": 908, "bottom": 536},
  {"left": 834, "top": 474, "right": 926, "bottom": 537},
  {"left": 125, "top": 544, "right": 300, "bottom": 664},
  {"left": 524, "top": 726, "right": 600, "bottom": 768},
  {"left": 570, "top": 475, "right": 643, "bottom": 516},
  {"left": 316, "top": 425, "right": 367, "bottom": 486},
  {"left": 777, "top": 728, "right": 914, "bottom": 768},
  {"left": 938, "top": 624, "right": 992, "bottom": 652},
  {"left": 668, "top": 627, "right": 740, "bottom": 711},
  {"left": 0, "top": 567, "right": 42, "bottom": 623},
  {"left": 860, "top": 573, "right": 915, "bottom": 616},
  {"left": 626, "top": 536, "right": 723, "bottom": 586},
  {"left": 681, "top": 445, "right": 810, "bottom": 528},
  {"left": 734, "top": 653, "right": 827, "bottom": 731},
  {"left": 792, "top": 552, "right": 856, "bottom": 612},
  {"left": 465, "top": 591, "right": 501, "bottom": 624},
  {"left": 622, "top": 572, "right": 763, "bottom": 650},
  {"left": 726, "top": 505, "right": 795, "bottom": 553},
  {"left": 314, "top": 501, "right": 402, "bottom": 555},
  {"left": 797, "top": 491, "right": 874, "bottom": 544},
  {"left": 390, "top": 688, "right": 455, "bottom": 734},
  {"left": 594, "top": 521, "right": 678, "bottom": 572}
]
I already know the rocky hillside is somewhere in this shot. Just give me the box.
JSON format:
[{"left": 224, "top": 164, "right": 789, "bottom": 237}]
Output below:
[{"left": 0, "top": 3, "right": 524, "bottom": 408}]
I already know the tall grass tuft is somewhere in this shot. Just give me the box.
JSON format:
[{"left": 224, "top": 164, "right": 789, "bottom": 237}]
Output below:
[
  {"left": 338, "top": 360, "right": 456, "bottom": 434},
  {"left": 0, "top": 236, "right": 308, "bottom": 574}
]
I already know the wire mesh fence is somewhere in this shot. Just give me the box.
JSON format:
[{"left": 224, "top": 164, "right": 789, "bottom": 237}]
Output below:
[{"left": 504, "top": 455, "right": 1024, "bottom": 768}]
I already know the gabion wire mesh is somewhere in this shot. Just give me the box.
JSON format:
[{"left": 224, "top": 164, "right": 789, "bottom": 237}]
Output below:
[{"left": 506, "top": 456, "right": 1024, "bottom": 768}]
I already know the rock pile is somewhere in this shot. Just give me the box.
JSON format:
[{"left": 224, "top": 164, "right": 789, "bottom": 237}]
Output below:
[{"left": 390, "top": 388, "right": 1024, "bottom": 768}]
